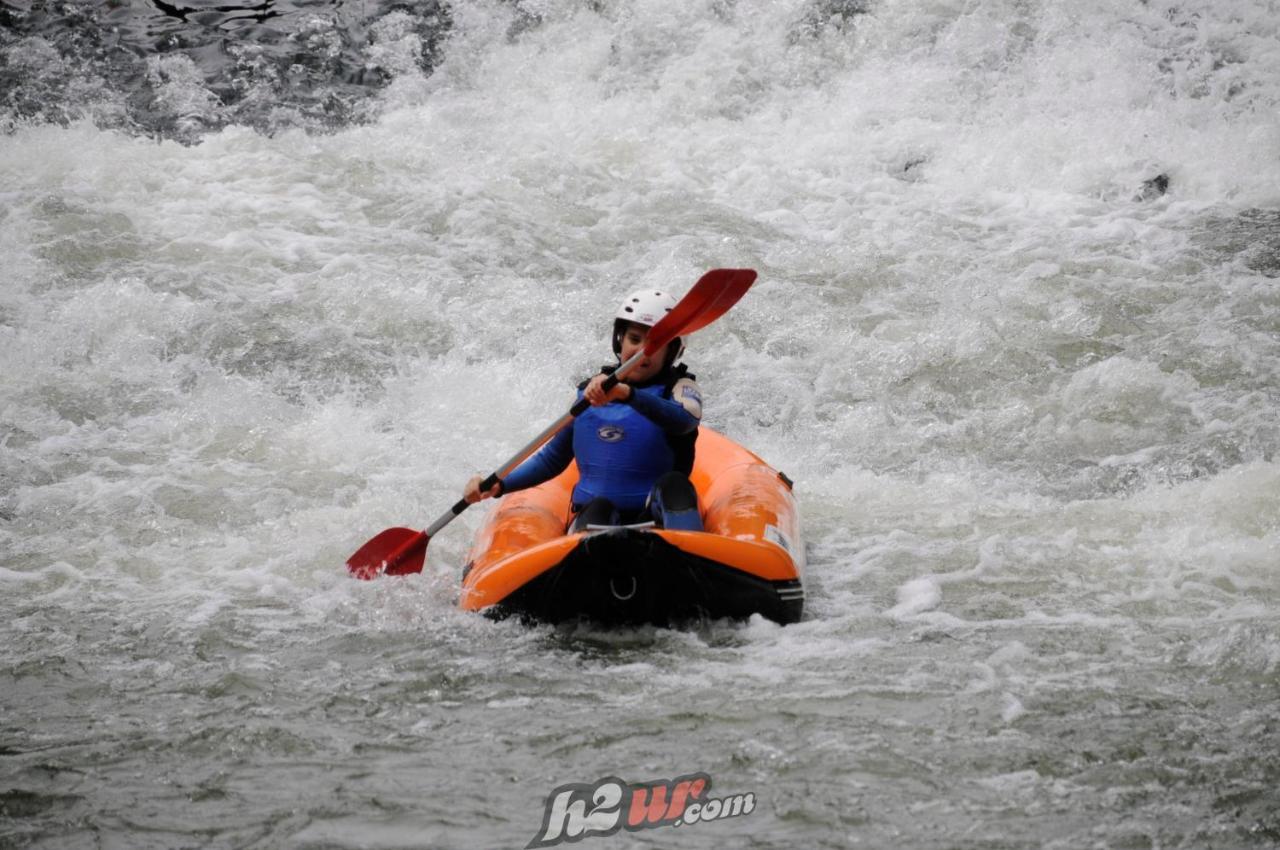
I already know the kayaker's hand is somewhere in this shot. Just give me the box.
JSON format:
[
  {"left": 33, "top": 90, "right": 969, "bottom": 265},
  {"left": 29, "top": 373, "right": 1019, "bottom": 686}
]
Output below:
[
  {"left": 464, "top": 475, "right": 502, "bottom": 504},
  {"left": 584, "top": 374, "right": 632, "bottom": 406}
]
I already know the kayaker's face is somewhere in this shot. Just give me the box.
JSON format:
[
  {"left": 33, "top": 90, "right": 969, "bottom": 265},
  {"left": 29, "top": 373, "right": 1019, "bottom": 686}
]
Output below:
[{"left": 620, "top": 323, "right": 668, "bottom": 383}]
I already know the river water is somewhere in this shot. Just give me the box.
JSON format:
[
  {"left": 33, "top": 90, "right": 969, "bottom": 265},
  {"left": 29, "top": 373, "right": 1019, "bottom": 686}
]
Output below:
[{"left": 2, "top": 1, "right": 1279, "bottom": 847}]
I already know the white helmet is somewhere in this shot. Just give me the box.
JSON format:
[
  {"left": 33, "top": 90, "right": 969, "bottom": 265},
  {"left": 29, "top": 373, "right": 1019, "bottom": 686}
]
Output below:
[
  {"left": 612, "top": 289, "right": 684, "bottom": 367},
  {"left": 615, "top": 289, "right": 677, "bottom": 326}
]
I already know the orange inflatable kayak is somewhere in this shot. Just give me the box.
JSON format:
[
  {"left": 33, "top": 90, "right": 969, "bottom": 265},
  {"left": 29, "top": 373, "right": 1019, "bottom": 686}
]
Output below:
[{"left": 459, "top": 427, "right": 804, "bottom": 626}]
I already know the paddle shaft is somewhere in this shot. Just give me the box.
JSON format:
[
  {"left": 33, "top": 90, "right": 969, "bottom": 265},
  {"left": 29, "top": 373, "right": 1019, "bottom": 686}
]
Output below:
[{"left": 422, "top": 348, "right": 649, "bottom": 539}]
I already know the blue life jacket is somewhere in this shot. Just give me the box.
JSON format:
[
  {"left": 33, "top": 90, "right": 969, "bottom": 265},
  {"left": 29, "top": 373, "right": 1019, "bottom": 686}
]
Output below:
[
  {"left": 500, "top": 365, "right": 698, "bottom": 512},
  {"left": 573, "top": 386, "right": 673, "bottom": 511}
]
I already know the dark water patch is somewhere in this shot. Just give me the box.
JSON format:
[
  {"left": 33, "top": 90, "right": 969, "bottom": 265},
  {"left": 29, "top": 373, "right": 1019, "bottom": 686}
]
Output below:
[
  {"left": 197, "top": 310, "right": 412, "bottom": 403},
  {"left": 1233, "top": 209, "right": 1280, "bottom": 277},
  {"left": 0, "top": 787, "right": 84, "bottom": 818},
  {"left": 1192, "top": 209, "right": 1280, "bottom": 277},
  {"left": 0, "top": 0, "right": 451, "bottom": 142},
  {"left": 174, "top": 723, "right": 318, "bottom": 760},
  {"left": 1136, "top": 172, "right": 1169, "bottom": 201},
  {"left": 31, "top": 196, "right": 144, "bottom": 283},
  {"left": 790, "top": 0, "right": 871, "bottom": 42},
  {"left": 892, "top": 154, "right": 928, "bottom": 183}
]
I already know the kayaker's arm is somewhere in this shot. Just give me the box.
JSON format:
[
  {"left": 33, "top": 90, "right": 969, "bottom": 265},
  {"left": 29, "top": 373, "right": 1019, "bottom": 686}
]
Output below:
[
  {"left": 623, "top": 378, "right": 702, "bottom": 435},
  {"left": 498, "top": 421, "right": 574, "bottom": 494}
]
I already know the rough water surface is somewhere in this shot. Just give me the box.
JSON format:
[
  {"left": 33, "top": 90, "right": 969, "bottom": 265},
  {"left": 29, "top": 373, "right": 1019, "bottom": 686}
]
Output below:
[{"left": 2, "top": 1, "right": 1279, "bottom": 848}]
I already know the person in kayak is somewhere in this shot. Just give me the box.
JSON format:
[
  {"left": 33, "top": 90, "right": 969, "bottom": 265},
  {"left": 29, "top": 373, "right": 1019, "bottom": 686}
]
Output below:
[{"left": 463, "top": 289, "right": 704, "bottom": 532}]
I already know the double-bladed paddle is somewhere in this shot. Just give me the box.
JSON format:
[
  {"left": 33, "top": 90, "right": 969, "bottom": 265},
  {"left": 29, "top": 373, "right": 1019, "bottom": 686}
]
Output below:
[{"left": 345, "top": 268, "right": 757, "bottom": 579}]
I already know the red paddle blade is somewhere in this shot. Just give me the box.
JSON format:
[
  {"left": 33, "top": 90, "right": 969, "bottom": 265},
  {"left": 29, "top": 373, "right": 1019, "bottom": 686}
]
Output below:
[
  {"left": 645, "top": 268, "right": 757, "bottom": 355},
  {"left": 346, "top": 527, "right": 429, "bottom": 580}
]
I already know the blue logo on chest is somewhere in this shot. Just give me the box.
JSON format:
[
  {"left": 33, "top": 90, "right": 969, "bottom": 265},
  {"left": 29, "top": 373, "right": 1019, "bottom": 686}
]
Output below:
[{"left": 597, "top": 425, "right": 625, "bottom": 443}]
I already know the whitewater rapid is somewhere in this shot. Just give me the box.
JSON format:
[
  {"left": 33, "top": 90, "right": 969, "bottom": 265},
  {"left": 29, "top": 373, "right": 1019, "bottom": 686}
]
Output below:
[{"left": 3, "top": 0, "right": 1279, "bottom": 847}]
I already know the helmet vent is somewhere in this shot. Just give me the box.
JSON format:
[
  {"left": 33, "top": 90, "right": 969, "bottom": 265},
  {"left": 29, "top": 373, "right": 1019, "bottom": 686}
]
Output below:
[{"left": 615, "top": 288, "right": 677, "bottom": 331}]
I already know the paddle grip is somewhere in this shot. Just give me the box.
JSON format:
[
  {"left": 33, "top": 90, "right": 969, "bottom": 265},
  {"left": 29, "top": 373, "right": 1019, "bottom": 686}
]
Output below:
[
  {"left": 447, "top": 473, "right": 500, "bottom": 519},
  {"left": 569, "top": 371, "right": 621, "bottom": 417}
]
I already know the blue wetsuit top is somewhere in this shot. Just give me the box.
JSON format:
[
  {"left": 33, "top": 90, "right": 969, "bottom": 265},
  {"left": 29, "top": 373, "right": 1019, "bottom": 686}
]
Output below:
[{"left": 500, "top": 368, "right": 700, "bottom": 512}]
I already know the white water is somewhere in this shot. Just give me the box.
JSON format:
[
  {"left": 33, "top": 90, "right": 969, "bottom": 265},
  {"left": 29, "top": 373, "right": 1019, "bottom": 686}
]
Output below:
[{"left": 3, "top": 0, "right": 1279, "bottom": 847}]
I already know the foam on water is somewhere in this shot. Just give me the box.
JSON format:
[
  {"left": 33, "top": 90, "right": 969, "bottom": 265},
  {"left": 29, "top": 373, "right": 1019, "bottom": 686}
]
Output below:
[{"left": 3, "top": 0, "right": 1280, "bottom": 847}]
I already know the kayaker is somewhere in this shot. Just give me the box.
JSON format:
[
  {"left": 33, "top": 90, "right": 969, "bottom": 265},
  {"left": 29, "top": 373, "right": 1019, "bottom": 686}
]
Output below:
[{"left": 463, "top": 290, "right": 704, "bottom": 532}]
